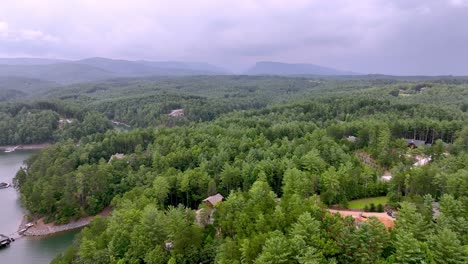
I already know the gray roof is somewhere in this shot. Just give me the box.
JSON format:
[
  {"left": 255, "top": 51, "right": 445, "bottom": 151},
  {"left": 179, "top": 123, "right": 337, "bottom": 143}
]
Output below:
[{"left": 405, "top": 139, "right": 426, "bottom": 147}]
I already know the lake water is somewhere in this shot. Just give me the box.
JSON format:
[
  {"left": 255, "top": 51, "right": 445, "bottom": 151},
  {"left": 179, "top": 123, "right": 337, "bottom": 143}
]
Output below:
[{"left": 0, "top": 151, "right": 77, "bottom": 264}]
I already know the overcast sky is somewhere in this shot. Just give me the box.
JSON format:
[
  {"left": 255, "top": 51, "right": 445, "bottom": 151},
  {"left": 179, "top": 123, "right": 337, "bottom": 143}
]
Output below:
[{"left": 0, "top": 0, "right": 467, "bottom": 75}]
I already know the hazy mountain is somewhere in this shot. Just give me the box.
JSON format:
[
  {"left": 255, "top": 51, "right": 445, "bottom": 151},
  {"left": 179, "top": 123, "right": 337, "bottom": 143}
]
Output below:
[
  {"left": 0, "top": 57, "right": 228, "bottom": 85},
  {"left": 78, "top": 57, "right": 228, "bottom": 75},
  {"left": 76, "top": 57, "right": 164, "bottom": 76},
  {"left": 0, "top": 63, "right": 117, "bottom": 84},
  {"left": 246, "top": 61, "right": 356, "bottom": 75},
  {"left": 0, "top": 58, "right": 68, "bottom": 65},
  {"left": 0, "top": 76, "right": 60, "bottom": 101},
  {"left": 138, "top": 60, "right": 228, "bottom": 74},
  {"left": 0, "top": 76, "right": 59, "bottom": 93}
]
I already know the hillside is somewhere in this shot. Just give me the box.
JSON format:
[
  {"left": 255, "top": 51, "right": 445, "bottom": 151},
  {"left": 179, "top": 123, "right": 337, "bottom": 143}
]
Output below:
[
  {"left": 0, "top": 76, "right": 58, "bottom": 101},
  {"left": 0, "top": 58, "right": 68, "bottom": 65},
  {"left": 76, "top": 57, "right": 225, "bottom": 76},
  {"left": 8, "top": 76, "right": 466, "bottom": 264},
  {"left": 0, "top": 57, "right": 228, "bottom": 84},
  {"left": 246, "top": 61, "right": 356, "bottom": 75},
  {"left": 0, "top": 63, "right": 116, "bottom": 84},
  {"left": 0, "top": 76, "right": 59, "bottom": 94}
]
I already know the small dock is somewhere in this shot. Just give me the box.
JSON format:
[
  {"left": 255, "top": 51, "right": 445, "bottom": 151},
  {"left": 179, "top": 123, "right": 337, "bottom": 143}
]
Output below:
[
  {"left": 4, "top": 145, "right": 20, "bottom": 153},
  {"left": 0, "top": 222, "right": 35, "bottom": 249},
  {"left": 0, "top": 234, "right": 14, "bottom": 248}
]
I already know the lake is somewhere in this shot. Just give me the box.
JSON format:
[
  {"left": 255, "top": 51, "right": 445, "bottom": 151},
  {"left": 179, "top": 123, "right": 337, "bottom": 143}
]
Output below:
[{"left": 0, "top": 151, "right": 77, "bottom": 264}]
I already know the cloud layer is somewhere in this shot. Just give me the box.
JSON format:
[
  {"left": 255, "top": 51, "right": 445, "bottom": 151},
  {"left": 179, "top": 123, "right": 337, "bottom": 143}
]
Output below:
[{"left": 0, "top": 0, "right": 467, "bottom": 74}]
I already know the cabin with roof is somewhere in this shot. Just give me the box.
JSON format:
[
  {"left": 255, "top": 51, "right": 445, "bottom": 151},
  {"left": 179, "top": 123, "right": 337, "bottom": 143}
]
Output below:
[
  {"left": 108, "top": 153, "right": 125, "bottom": 163},
  {"left": 169, "top": 109, "right": 184, "bottom": 117},
  {"left": 414, "top": 156, "right": 431, "bottom": 166},
  {"left": 203, "top": 193, "right": 224, "bottom": 209},
  {"left": 346, "top": 136, "right": 357, "bottom": 143},
  {"left": 405, "top": 139, "right": 429, "bottom": 148}
]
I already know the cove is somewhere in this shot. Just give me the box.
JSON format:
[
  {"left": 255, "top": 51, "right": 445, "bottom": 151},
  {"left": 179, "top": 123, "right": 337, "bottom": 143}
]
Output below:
[{"left": 0, "top": 151, "right": 77, "bottom": 264}]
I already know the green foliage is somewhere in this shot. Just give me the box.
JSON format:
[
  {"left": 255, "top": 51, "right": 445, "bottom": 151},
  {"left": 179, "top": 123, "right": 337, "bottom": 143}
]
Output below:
[
  {"left": 428, "top": 228, "right": 467, "bottom": 264},
  {"left": 392, "top": 230, "right": 428, "bottom": 264},
  {"left": 10, "top": 76, "right": 468, "bottom": 263}
]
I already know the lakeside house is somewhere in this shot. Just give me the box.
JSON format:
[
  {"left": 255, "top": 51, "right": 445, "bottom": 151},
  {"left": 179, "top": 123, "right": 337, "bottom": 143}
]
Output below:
[
  {"left": 380, "top": 171, "right": 392, "bottom": 182},
  {"left": 108, "top": 153, "right": 125, "bottom": 163},
  {"left": 197, "top": 193, "right": 225, "bottom": 226},
  {"left": 169, "top": 109, "right": 184, "bottom": 117},
  {"left": 58, "top": 118, "right": 74, "bottom": 129},
  {"left": 414, "top": 156, "right": 431, "bottom": 167},
  {"left": 203, "top": 193, "right": 224, "bottom": 209},
  {"left": 405, "top": 139, "right": 429, "bottom": 148}
]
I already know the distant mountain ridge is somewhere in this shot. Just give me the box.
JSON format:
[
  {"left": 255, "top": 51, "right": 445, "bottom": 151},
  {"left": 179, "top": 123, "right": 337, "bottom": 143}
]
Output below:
[
  {"left": 246, "top": 61, "right": 356, "bottom": 75},
  {"left": 0, "top": 58, "right": 357, "bottom": 86},
  {"left": 0, "top": 57, "right": 229, "bottom": 85},
  {"left": 0, "top": 58, "right": 67, "bottom": 65}
]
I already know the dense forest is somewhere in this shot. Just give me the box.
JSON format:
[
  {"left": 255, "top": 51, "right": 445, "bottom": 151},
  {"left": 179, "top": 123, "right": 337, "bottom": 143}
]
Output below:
[{"left": 6, "top": 76, "right": 468, "bottom": 263}]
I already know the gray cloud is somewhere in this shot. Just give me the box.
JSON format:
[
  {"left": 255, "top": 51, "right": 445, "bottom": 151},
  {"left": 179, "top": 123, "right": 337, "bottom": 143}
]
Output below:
[{"left": 0, "top": 0, "right": 467, "bottom": 74}]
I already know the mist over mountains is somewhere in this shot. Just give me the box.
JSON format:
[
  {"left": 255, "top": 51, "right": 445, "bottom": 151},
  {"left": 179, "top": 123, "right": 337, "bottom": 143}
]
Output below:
[
  {"left": 0, "top": 57, "right": 359, "bottom": 84},
  {"left": 246, "top": 61, "right": 357, "bottom": 76}
]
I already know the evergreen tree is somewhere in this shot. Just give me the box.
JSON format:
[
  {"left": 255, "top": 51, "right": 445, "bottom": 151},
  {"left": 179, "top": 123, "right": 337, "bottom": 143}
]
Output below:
[
  {"left": 392, "top": 230, "right": 427, "bottom": 264},
  {"left": 428, "top": 228, "right": 467, "bottom": 264}
]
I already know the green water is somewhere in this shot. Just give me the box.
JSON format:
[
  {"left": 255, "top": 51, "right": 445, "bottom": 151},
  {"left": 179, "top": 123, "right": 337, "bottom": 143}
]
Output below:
[{"left": 0, "top": 151, "right": 77, "bottom": 263}]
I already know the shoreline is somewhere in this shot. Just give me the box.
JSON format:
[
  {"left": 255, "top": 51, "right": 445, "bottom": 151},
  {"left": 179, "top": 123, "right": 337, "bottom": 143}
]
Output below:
[
  {"left": 21, "top": 207, "right": 112, "bottom": 237},
  {"left": 0, "top": 143, "right": 51, "bottom": 151}
]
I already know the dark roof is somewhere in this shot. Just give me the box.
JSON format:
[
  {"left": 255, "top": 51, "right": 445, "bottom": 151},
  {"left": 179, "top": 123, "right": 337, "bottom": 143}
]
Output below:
[{"left": 405, "top": 139, "right": 426, "bottom": 147}]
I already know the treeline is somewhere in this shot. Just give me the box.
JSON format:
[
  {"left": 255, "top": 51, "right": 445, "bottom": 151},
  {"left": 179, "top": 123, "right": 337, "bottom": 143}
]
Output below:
[
  {"left": 15, "top": 95, "right": 467, "bottom": 221},
  {"left": 50, "top": 182, "right": 468, "bottom": 264},
  {"left": 0, "top": 109, "right": 59, "bottom": 145},
  {"left": 0, "top": 104, "right": 112, "bottom": 145},
  {"left": 0, "top": 76, "right": 319, "bottom": 144},
  {"left": 9, "top": 78, "right": 468, "bottom": 263},
  {"left": 2, "top": 76, "right": 467, "bottom": 145}
]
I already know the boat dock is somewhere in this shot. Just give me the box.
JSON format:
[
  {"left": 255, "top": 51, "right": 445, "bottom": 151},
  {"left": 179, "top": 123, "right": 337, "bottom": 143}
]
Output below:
[
  {"left": 0, "top": 234, "right": 13, "bottom": 248},
  {"left": 0, "top": 222, "right": 35, "bottom": 249},
  {"left": 4, "top": 146, "right": 20, "bottom": 153}
]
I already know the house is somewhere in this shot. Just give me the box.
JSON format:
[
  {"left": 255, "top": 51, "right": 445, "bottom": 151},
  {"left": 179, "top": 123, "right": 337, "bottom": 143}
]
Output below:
[
  {"left": 380, "top": 174, "right": 392, "bottom": 182},
  {"left": 405, "top": 139, "right": 427, "bottom": 148},
  {"left": 108, "top": 153, "right": 125, "bottom": 163},
  {"left": 346, "top": 136, "right": 357, "bottom": 143},
  {"left": 169, "top": 109, "right": 184, "bottom": 117},
  {"left": 203, "top": 193, "right": 224, "bottom": 209},
  {"left": 196, "top": 193, "right": 225, "bottom": 226},
  {"left": 58, "top": 118, "right": 75, "bottom": 129},
  {"left": 414, "top": 156, "right": 431, "bottom": 167}
]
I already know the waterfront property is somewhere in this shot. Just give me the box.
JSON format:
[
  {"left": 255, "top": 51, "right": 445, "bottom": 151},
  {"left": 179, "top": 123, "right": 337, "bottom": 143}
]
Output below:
[{"left": 169, "top": 109, "right": 184, "bottom": 117}]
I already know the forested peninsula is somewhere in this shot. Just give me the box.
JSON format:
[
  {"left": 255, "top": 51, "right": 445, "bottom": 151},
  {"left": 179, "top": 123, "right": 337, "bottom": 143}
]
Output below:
[{"left": 4, "top": 76, "right": 467, "bottom": 263}]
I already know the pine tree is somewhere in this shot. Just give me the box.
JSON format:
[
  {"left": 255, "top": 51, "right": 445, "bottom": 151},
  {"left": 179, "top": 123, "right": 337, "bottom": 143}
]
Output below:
[
  {"left": 392, "top": 231, "right": 427, "bottom": 264},
  {"left": 255, "top": 231, "right": 293, "bottom": 264},
  {"left": 428, "top": 228, "right": 467, "bottom": 264},
  {"left": 396, "top": 202, "right": 432, "bottom": 240}
]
